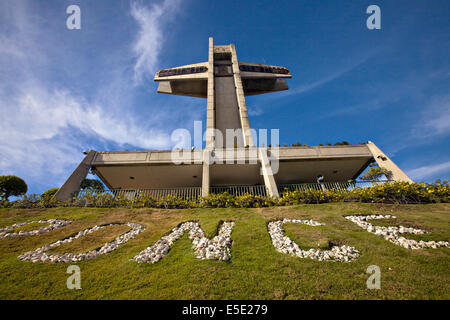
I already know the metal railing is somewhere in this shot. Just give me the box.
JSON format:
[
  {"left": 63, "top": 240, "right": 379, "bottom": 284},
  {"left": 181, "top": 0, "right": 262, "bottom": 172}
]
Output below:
[
  {"left": 209, "top": 185, "right": 268, "bottom": 196},
  {"left": 279, "top": 180, "right": 392, "bottom": 193},
  {"left": 97, "top": 180, "right": 392, "bottom": 200},
  {"left": 111, "top": 187, "right": 202, "bottom": 200}
]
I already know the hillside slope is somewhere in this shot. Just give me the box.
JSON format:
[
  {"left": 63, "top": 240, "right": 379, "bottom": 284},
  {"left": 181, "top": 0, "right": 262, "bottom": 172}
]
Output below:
[{"left": 0, "top": 203, "right": 449, "bottom": 299}]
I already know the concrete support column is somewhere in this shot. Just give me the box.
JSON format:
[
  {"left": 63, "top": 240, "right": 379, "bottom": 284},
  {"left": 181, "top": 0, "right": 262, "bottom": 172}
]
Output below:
[
  {"left": 230, "top": 44, "right": 254, "bottom": 148},
  {"left": 53, "top": 150, "right": 97, "bottom": 201},
  {"left": 259, "top": 148, "right": 280, "bottom": 198},
  {"left": 206, "top": 37, "right": 215, "bottom": 148},
  {"left": 366, "top": 141, "right": 414, "bottom": 183},
  {"left": 202, "top": 149, "right": 211, "bottom": 197}
]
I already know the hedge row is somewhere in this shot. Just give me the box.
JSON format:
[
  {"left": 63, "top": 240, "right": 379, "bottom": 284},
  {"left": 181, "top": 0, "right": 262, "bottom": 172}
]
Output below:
[{"left": 2, "top": 181, "right": 449, "bottom": 209}]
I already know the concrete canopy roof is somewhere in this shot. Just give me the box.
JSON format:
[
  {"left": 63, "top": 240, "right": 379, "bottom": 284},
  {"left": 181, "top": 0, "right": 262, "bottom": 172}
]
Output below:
[{"left": 90, "top": 145, "right": 373, "bottom": 189}]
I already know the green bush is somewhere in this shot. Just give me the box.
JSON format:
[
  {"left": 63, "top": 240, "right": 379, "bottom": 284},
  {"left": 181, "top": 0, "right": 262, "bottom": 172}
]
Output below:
[
  {"left": 6, "top": 181, "right": 449, "bottom": 209},
  {"left": 11, "top": 194, "right": 41, "bottom": 209},
  {"left": 350, "top": 181, "right": 449, "bottom": 204},
  {"left": 41, "top": 188, "right": 59, "bottom": 206}
]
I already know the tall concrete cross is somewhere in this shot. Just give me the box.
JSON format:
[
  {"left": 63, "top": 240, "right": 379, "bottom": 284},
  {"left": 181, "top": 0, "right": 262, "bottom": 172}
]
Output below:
[
  {"left": 53, "top": 37, "right": 413, "bottom": 202},
  {"left": 154, "top": 37, "right": 292, "bottom": 148}
]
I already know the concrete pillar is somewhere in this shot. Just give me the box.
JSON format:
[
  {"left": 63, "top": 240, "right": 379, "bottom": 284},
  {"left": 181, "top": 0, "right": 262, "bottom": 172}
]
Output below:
[
  {"left": 259, "top": 148, "right": 280, "bottom": 198},
  {"left": 53, "top": 150, "right": 97, "bottom": 201},
  {"left": 366, "top": 141, "right": 414, "bottom": 183},
  {"left": 230, "top": 44, "right": 254, "bottom": 148},
  {"left": 206, "top": 37, "right": 215, "bottom": 148},
  {"left": 202, "top": 149, "right": 211, "bottom": 197},
  {"left": 204, "top": 37, "right": 215, "bottom": 186}
]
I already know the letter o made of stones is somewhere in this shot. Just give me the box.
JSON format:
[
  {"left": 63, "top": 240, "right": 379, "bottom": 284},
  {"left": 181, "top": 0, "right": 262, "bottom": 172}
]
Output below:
[
  {"left": 18, "top": 222, "right": 145, "bottom": 263},
  {"left": 0, "top": 219, "right": 72, "bottom": 238}
]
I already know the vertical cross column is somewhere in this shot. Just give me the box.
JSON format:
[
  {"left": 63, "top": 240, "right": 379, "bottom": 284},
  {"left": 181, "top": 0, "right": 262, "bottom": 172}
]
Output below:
[
  {"left": 230, "top": 44, "right": 254, "bottom": 148},
  {"left": 206, "top": 37, "right": 215, "bottom": 148}
]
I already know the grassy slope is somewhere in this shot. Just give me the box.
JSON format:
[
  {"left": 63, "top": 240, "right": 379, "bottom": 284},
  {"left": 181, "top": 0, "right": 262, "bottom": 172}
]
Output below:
[{"left": 0, "top": 203, "right": 448, "bottom": 300}]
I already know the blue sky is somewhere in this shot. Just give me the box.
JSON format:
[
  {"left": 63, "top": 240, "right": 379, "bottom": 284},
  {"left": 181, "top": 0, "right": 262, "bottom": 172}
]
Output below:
[{"left": 0, "top": 0, "right": 449, "bottom": 194}]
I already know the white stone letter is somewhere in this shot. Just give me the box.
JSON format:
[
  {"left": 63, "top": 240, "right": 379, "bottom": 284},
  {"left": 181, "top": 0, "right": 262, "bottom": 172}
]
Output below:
[
  {"left": 133, "top": 221, "right": 235, "bottom": 263},
  {"left": 267, "top": 219, "right": 360, "bottom": 262}
]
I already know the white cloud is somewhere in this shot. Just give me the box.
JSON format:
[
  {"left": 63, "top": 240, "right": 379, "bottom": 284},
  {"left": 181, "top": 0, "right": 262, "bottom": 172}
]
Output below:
[
  {"left": 283, "top": 50, "right": 381, "bottom": 97},
  {"left": 247, "top": 105, "right": 264, "bottom": 116},
  {"left": 0, "top": 1, "right": 188, "bottom": 193},
  {"left": 130, "top": 0, "right": 180, "bottom": 84},
  {"left": 417, "top": 94, "right": 450, "bottom": 137},
  {"left": 0, "top": 84, "right": 171, "bottom": 149},
  {"left": 407, "top": 161, "right": 450, "bottom": 181},
  {"left": 0, "top": 82, "right": 173, "bottom": 190}
]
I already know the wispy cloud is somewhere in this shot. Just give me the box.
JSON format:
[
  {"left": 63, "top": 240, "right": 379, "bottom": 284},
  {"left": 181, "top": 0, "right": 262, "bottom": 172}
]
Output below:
[
  {"left": 0, "top": 1, "right": 188, "bottom": 193},
  {"left": 1, "top": 85, "right": 171, "bottom": 149},
  {"left": 283, "top": 50, "right": 381, "bottom": 97},
  {"left": 247, "top": 105, "right": 264, "bottom": 116},
  {"left": 131, "top": 0, "right": 181, "bottom": 84},
  {"left": 250, "top": 49, "right": 383, "bottom": 117},
  {"left": 413, "top": 94, "right": 450, "bottom": 138},
  {"left": 407, "top": 161, "right": 450, "bottom": 181}
]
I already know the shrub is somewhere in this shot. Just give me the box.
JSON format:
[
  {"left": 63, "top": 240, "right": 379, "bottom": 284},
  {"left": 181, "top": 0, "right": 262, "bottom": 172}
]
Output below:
[
  {"left": 201, "top": 192, "right": 235, "bottom": 208},
  {"left": 41, "top": 188, "right": 59, "bottom": 205},
  {"left": 11, "top": 194, "right": 41, "bottom": 209},
  {"left": 350, "top": 181, "right": 449, "bottom": 204},
  {"left": 7, "top": 181, "right": 449, "bottom": 209},
  {"left": 0, "top": 175, "right": 28, "bottom": 202}
]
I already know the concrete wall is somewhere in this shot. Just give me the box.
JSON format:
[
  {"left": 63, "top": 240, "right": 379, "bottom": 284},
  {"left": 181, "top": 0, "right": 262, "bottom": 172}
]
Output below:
[{"left": 214, "top": 76, "right": 243, "bottom": 147}]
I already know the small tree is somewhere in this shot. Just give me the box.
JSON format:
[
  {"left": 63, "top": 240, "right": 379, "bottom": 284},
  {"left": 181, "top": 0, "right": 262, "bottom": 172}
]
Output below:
[
  {"left": 41, "top": 188, "right": 59, "bottom": 202},
  {"left": 360, "top": 167, "right": 391, "bottom": 181},
  {"left": 80, "top": 179, "right": 105, "bottom": 193},
  {"left": 0, "top": 175, "right": 28, "bottom": 201}
]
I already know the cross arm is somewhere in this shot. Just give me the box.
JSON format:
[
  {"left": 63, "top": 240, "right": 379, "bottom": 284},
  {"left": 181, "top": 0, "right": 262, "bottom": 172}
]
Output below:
[
  {"left": 238, "top": 61, "right": 292, "bottom": 96},
  {"left": 154, "top": 62, "right": 209, "bottom": 98},
  {"left": 238, "top": 61, "right": 292, "bottom": 79},
  {"left": 154, "top": 62, "right": 209, "bottom": 82}
]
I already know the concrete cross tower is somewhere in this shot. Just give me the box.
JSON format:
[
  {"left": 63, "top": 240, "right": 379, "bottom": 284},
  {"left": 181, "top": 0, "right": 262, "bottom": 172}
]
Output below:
[
  {"left": 54, "top": 37, "right": 413, "bottom": 202},
  {"left": 154, "top": 37, "right": 292, "bottom": 149}
]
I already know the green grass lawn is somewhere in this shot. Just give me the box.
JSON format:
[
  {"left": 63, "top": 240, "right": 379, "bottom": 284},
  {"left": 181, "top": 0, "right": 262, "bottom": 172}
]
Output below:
[{"left": 0, "top": 203, "right": 448, "bottom": 299}]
